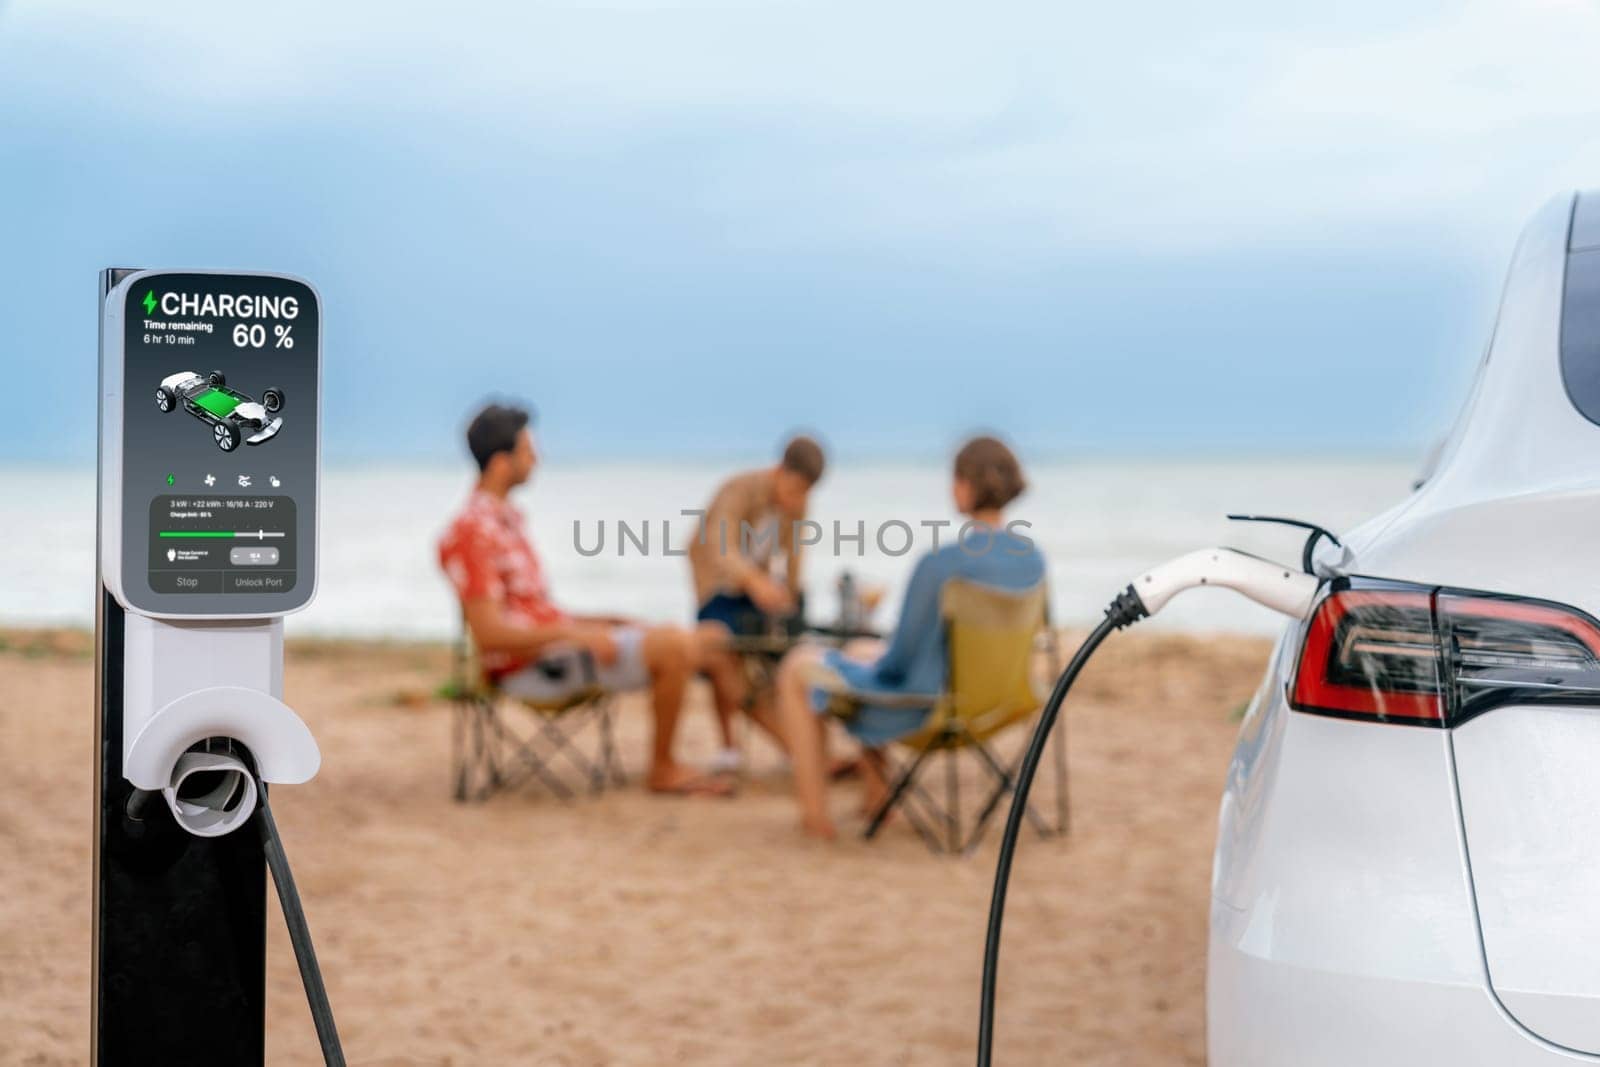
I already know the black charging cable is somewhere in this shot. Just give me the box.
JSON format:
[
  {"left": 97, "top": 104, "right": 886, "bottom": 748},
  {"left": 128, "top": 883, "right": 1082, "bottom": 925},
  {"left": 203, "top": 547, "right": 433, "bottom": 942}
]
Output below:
[
  {"left": 977, "top": 587, "right": 1149, "bottom": 1067},
  {"left": 256, "top": 789, "right": 347, "bottom": 1067}
]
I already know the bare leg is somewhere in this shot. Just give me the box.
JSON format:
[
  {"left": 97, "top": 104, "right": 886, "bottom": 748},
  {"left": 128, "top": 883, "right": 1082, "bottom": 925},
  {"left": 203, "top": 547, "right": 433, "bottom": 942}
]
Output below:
[
  {"left": 841, "top": 637, "right": 886, "bottom": 662},
  {"left": 640, "top": 626, "right": 730, "bottom": 796},
  {"left": 775, "top": 645, "right": 835, "bottom": 838},
  {"left": 692, "top": 623, "right": 745, "bottom": 751},
  {"left": 742, "top": 685, "right": 789, "bottom": 755},
  {"left": 858, "top": 747, "right": 891, "bottom": 818},
  {"left": 693, "top": 623, "right": 789, "bottom": 755},
  {"left": 824, "top": 639, "right": 883, "bottom": 778}
]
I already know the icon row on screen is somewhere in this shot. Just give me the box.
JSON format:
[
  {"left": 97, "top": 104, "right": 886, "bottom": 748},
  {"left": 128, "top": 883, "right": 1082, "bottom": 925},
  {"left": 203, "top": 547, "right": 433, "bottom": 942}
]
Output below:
[{"left": 172, "top": 474, "right": 283, "bottom": 489}]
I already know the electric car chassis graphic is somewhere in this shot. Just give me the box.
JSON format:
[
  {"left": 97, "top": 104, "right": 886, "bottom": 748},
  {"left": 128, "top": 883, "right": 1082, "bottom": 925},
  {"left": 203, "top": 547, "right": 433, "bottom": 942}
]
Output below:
[{"left": 156, "top": 370, "right": 284, "bottom": 452}]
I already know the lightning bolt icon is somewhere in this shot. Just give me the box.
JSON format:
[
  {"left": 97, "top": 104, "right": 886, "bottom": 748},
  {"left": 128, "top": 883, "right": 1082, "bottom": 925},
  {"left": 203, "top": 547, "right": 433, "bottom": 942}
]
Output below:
[{"left": 142, "top": 290, "right": 157, "bottom": 315}]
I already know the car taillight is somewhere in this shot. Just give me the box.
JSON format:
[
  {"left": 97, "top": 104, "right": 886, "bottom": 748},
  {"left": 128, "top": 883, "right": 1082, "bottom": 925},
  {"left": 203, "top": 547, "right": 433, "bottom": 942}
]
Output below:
[
  {"left": 1290, "top": 580, "right": 1600, "bottom": 727},
  {"left": 1291, "top": 585, "right": 1443, "bottom": 724}
]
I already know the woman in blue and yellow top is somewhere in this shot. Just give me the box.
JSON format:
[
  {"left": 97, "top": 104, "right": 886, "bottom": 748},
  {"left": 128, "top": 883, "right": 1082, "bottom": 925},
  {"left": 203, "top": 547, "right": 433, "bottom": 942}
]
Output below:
[{"left": 774, "top": 436, "right": 1044, "bottom": 839}]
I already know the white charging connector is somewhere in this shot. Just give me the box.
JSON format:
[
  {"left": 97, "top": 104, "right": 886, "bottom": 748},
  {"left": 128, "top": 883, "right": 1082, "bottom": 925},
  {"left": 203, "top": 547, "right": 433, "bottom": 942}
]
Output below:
[
  {"left": 1129, "top": 546, "right": 1320, "bottom": 620},
  {"left": 163, "top": 750, "right": 259, "bottom": 838},
  {"left": 978, "top": 545, "right": 1323, "bottom": 1067}
]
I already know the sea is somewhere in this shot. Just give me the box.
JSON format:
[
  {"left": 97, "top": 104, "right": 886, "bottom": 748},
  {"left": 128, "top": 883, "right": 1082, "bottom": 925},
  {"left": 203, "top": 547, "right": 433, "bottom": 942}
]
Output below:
[{"left": 0, "top": 458, "right": 1417, "bottom": 639}]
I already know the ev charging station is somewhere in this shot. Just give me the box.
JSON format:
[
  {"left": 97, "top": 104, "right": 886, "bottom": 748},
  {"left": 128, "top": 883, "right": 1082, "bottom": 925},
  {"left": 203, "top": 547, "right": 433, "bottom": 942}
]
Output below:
[{"left": 94, "top": 268, "right": 330, "bottom": 1063}]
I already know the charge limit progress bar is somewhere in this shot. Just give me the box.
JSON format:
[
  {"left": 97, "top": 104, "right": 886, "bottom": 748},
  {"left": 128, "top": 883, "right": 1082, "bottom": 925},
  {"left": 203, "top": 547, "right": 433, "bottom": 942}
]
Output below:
[{"left": 158, "top": 529, "right": 287, "bottom": 539}]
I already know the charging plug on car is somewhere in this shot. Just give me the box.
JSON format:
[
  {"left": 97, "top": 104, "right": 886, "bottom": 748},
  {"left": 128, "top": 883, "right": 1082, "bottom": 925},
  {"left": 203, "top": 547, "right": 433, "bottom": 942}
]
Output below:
[{"left": 976, "top": 547, "right": 1321, "bottom": 1067}]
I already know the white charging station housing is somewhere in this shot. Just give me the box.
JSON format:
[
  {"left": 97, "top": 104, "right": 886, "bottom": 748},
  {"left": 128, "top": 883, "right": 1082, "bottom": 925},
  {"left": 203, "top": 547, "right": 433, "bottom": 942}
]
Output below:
[
  {"left": 99, "top": 270, "right": 324, "bottom": 828},
  {"left": 101, "top": 269, "right": 321, "bottom": 619}
]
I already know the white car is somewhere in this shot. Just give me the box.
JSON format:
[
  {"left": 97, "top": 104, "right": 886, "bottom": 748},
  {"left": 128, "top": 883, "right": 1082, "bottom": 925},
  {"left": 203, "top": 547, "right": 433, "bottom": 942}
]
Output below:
[{"left": 1209, "top": 190, "right": 1600, "bottom": 1064}]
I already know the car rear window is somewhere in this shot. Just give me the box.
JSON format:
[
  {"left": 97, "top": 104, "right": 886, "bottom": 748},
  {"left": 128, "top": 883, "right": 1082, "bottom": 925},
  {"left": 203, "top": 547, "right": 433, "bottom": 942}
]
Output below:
[
  {"left": 1561, "top": 194, "right": 1600, "bottom": 426},
  {"left": 193, "top": 388, "right": 241, "bottom": 418}
]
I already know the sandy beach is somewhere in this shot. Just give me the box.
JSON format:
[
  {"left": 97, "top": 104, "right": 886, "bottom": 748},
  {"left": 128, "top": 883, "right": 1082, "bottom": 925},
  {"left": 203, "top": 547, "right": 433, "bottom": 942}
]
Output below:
[{"left": 0, "top": 626, "right": 1272, "bottom": 1065}]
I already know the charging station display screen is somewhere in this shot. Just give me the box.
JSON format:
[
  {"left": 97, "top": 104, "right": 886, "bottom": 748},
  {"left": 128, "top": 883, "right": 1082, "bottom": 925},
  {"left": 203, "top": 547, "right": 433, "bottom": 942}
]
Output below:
[{"left": 118, "top": 272, "right": 318, "bottom": 615}]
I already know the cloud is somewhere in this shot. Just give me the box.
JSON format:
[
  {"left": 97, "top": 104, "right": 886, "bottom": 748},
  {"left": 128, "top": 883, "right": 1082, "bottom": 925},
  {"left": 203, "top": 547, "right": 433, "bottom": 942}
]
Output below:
[
  {"left": 8, "top": 0, "right": 1598, "bottom": 256},
  {"left": 0, "top": 0, "right": 1584, "bottom": 460}
]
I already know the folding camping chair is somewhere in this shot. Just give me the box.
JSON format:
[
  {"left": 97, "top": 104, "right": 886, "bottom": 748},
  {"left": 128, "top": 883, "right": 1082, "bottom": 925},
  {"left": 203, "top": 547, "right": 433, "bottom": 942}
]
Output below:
[
  {"left": 449, "top": 625, "right": 625, "bottom": 803},
  {"left": 819, "top": 579, "right": 1067, "bottom": 854}
]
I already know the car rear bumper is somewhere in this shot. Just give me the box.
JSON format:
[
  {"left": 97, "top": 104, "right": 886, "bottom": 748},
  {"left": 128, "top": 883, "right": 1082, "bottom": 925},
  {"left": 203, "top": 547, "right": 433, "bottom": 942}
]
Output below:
[
  {"left": 1208, "top": 897, "right": 1593, "bottom": 1065},
  {"left": 1205, "top": 672, "right": 1600, "bottom": 1065}
]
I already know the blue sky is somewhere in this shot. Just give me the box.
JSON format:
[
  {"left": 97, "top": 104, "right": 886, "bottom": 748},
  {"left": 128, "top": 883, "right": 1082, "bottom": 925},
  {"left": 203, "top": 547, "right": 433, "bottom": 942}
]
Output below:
[{"left": 4, "top": 0, "right": 1600, "bottom": 464}]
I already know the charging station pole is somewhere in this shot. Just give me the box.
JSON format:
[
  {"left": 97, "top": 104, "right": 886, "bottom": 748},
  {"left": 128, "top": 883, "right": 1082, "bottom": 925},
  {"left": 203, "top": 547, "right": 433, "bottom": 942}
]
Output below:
[{"left": 93, "top": 268, "right": 323, "bottom": 1064}]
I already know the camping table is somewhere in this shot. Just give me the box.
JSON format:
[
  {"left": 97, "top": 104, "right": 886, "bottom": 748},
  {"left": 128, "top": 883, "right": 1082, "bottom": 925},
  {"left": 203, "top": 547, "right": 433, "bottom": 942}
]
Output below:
[
  {"left": 725, "top": 623, "right": 881, "bottom": 660},
  {"left": 723, "top": 624, "right": 882, "bottom": 726}
]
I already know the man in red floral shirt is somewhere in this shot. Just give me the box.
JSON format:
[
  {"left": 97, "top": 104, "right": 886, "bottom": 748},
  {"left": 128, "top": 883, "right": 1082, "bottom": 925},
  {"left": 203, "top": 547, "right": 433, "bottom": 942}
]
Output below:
[{"left": 439, "top": 403, "right": 737, "bottom": 795}]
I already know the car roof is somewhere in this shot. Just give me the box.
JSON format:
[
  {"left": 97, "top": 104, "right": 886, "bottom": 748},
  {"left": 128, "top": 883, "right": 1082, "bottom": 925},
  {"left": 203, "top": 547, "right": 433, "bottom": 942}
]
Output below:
[{"left": 1408, "top": 190, "right": 1600, "bottom": 511}]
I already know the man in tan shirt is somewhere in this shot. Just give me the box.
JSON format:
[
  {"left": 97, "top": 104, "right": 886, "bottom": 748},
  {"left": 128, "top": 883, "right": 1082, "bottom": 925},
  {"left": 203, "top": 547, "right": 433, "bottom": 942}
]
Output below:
[{"left": 691, "top": 436, "right": 826, "bottom": 767}]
